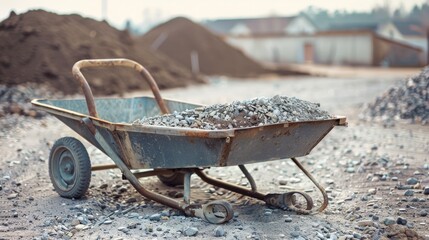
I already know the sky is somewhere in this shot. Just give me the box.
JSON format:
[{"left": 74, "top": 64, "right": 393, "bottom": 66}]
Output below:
[{"left": 1, "top": 0, "right": 428, "bottom": 29}]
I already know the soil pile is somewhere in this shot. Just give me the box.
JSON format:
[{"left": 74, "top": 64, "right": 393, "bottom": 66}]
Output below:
[
  {"left": 0, "top": 84, "right": 60, "bottom": 118},
  {"left": 139, "top": 17, "right": 266, "bottom": 77},
  {"left": 362, "top": 67, "right": 429, "bottom": 126},
  {"left": 0, "top": 10, "right": 204, "bottom": 95},
  {"left": 133, "top": 95, "right": 332, "bottom": 129}
]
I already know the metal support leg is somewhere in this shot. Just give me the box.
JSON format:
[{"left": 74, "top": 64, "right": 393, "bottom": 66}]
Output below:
[
  {"left": 183, "top": 172, "right": 192, "bottom": 204},
  {"left": 238, "top": 165, "right": 257, "bottom": 192}
]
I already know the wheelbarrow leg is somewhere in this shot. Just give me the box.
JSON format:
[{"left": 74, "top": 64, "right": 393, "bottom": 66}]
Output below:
[{"left": 195, "top": 158, "right": 328, "bottom": 215}]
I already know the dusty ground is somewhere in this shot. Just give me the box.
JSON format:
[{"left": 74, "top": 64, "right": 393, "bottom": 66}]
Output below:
[{"left": 0, "top": 73, "right": 428, "bottom": 240}]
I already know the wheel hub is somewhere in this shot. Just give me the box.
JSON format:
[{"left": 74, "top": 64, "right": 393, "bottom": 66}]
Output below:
[{"left": 59, "top": 151, "right": 75, "bottom": 185}]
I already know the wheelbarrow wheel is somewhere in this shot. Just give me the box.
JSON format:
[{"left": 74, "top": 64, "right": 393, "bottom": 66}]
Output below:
[
  {"left": 157, "top": 172, "right": 185, "bottom": 187},
  {"left": 49, "top": 137, "right": 91, "bottom": 199}
]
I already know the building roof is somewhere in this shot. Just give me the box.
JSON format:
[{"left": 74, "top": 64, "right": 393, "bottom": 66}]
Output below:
[
  {"left": 327, "top": 21, "right": 380, "bottom": 31},
  {"left": 204, "top": 16, "right": 295, "bottom": 35},
  {"left": 393, "top": 21, "right": 425, "bottom": 37}
]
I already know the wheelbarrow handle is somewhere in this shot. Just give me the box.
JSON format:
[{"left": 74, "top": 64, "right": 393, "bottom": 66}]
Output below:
[{"left": 72, "top": 58, "right": 169, "bottom": 118}]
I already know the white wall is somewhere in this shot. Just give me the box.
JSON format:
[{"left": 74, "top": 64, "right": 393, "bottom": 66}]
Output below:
[
  {"left": 226, "top": 36, "right": 314, "bottom": 63},
  {"left": 315, "top": 34, "right": 373, "bottom": 65},
  {"left": 226, "top": 33, "right": 373, "bottom": 65}
]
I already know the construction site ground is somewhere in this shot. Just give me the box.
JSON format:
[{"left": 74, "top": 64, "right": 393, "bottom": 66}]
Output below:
[{"left": 1, "top": 72, "right": 428, "bottom": 239}]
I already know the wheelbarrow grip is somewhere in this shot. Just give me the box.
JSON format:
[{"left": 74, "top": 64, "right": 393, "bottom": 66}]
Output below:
[{"left": 72, "top": 58, "right": 169, "bottom": 118}]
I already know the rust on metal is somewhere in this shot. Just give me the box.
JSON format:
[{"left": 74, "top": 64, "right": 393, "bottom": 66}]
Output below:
[
  {"left": 218, "top": 137, "right": 233, "bottom": 166},
  {"left": 91, "top": 163, "right": 117, "bottom": 171},
  {"left": 132, "top": 169, "right": 174, "bottom": 178},
  {"left": 290, "top": 157, "right": 329, "bottom": 213},
  {"left": 194, "top": 169, "right": 266, "bottom": 200},
  {"left": 72, "top": 58, "right": 170, "bottom": 118}
]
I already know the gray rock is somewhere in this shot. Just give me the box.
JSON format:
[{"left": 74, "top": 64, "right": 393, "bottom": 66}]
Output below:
[
  {"left": 183, "top": 226, "right": 198, "bottom": 236},
  {"left": 346, "top": 167, "right": 355, "bottom": 173},
  {"left": 214, "top": 226, "right": 225, "bottom": 237},
  {"left": 357, "top": 220, "right": 374, "bottom": 227},
  {"left": 285, "top": 217, "right": 293, "bottom": 223},
  {"left": 128, "top": 212, "right": 140, "bottom": 219},
  {"left": 118, "top": 226, "right": 129, "bottom": 233},
  {"left": 7, "top": 193, "right": 17, "bottom": 200},
  {"left": 278, "top": 179, "right": 288, "bottom": 185},
  {"left": 353, "top": 232, "right": 362, "bottom": 239},
  {"left": 383, "top": 217, "right": 396, "bottom": 226},
  {"left": 406, "top": 177, "right": 418, "bottom": 185},
  {"left": 404, "top": 189, "right": 414, "bottom": 196},
  {"left": 71, "top": 219, "right": 80, "bottom": 226},
  {"left": 424, "top": 187, "right": 429, "bottom": 195},
  {"left": 290, "top": 231, "right": 300, "bottom": 238},
  {"left": 397, "top": 217, "right": 407, "bottom": 225},
  {"left": 149, "top": 213, "right": 161, "bottom": 221},
  {"left": 419, "top": 210, "right": 428, "bottom": 217}
]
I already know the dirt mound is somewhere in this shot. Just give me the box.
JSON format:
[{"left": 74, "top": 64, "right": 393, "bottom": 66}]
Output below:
[
  {"left": 0, "top": 10, "right": 204, "bottom": 95},
  {"left": 139, "top": 17, "right": 266, "bottom": 77},
  {"left": 362, "top": 67, "right": 429, "bottom": 126}
]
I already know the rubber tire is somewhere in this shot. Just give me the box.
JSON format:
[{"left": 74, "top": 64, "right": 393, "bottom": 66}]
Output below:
[
  {"left": 157, "top": 172, "right": 185, "bottom": 187},
  {"left": 49, "top": 137, "right": 91, "bottom": 199}
]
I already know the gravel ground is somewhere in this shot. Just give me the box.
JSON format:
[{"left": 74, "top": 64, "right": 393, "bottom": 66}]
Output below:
[{"left": 0, "top": 75, "right": 428, "bottom": 240}]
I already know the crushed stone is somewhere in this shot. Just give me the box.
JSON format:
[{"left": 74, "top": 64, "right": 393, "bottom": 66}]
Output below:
[{"left": 133, "top": 95, "right": 333, "bottom": 129}]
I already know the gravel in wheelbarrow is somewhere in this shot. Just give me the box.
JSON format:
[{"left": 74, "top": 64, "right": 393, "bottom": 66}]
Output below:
[{"left": 133, "top": 95, "right": 333, "bottom": 129}]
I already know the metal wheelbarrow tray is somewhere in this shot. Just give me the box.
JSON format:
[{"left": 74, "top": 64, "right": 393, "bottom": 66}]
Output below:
[{"left": 32, "top": 59, "right": 347, "bottom": 224}]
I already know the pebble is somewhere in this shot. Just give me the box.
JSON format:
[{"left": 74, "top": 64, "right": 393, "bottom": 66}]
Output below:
[
  {"left": 71, "top": 219, "right": 80, "bottom": 226},
  {"left": 103, "top": 220, "right": 113, "bottom": 225},
  {"left": 368, "top": 188, "right": 376, "bottom": 195},
  {"left": 404, "top": 189, "right": 414, "bottom": 196},
  {"left": 406, "top": 178, "right": 418, "bottom": 185},
  {"left": 391, "top": 177, "right": 398, "bottom": 181},
  {"left": 284, "top": 217, "right": 293, "bottom": 223},
  {"left": 419, "top": 210, "right": 428, "bottom": 217},
  {"left": 290, "top": 231, "right": 300, "bottom": 238},
  {"left": 357, "top": 220, "right": 374, "bottom": 227},
  {"left": 278, "top": 179, "right": 287, "bottom": 186},
  {"left": 118, "top": 227, "right": 129, "bottom": 233},
  {"left": 214, "top": 226, "right": 226, "bottom": 237},
  {"left": 149, "top": 213, "right": 161, "bottom": 221},
  {"left": 7, "top": 193, "right": 17, "bottom": 199},
  {"left": 183, "top": 226, "right": 198, "bottom": 236},
  {"left": 128, "top": 212, "right": 140, "bottom": 219},
  {"left": 383, "top": 217, "right": 396, "bottom": 226},
  {"left": 396, "top": 217, "right": 407, "bottom": 225},
  {"left": 424, "top": 187, "right": 429, "bottom": 195},
  {"left": 75, "top": 224, "right": 87, "bottom": 231},
  {"left": 346, "top": 167, "right": 355, "bottom": 173}
]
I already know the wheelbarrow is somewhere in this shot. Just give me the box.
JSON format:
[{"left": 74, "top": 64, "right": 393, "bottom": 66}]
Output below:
[{"left": 32, "top": 59, "right": 347, "bottom": 224}]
